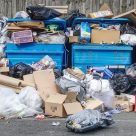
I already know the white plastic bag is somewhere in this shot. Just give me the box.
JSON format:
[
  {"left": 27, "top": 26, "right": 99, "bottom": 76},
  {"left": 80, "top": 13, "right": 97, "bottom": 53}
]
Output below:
[
  {"left": 86, "top": 79, "right": 114, "bottom": 108},
  {"left": 121, "top": 34, "right": 136, "bottom": 46},
  {"left": 19, "top": 86, "right": 43, "bottom": 112},
  {"left": 0, "top": 87, "right": 43, "bottom": 118}
]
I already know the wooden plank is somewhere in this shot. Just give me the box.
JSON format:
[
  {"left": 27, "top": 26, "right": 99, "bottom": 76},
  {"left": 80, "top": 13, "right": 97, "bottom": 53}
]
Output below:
[{"left": 120, "top": 0, "right": 127, "bottom": 13}]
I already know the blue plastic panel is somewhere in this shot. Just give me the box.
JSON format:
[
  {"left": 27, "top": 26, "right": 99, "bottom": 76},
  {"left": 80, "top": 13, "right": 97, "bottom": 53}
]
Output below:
[
  {"left": 72, "top": 18, "right": 131, "bottom": 28},
  {"left": 72, "top": 44, "right": 133, "bottom": 73},
  {"left": 6, "top": 43, "right": 65, "bottom": 70}
]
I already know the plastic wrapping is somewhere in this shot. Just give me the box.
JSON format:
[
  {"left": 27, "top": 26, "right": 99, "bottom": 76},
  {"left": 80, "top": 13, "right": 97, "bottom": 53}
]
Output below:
[
  {"left": 19, "top": 86, "right": 43, "bottom": 112},
  {"left": 66, "top": 109, "right": 114, "bottom": 133},
  {"left": 10, "top": 62, "right": 33, "bottom": 79},
  {"left": 121, "top": 34, "right": 136, "bottom": 46},
  {"left": 33, "top": 55, "right": 56, "bottom": 71},
  {"left": 86, "top": 79, "right": 114, "bottom": 108},
  {"left": 64, "top": 10, "right": 85, "bottom": 27},
  {"left": 14, "top": 11, "right": 29, "bottom": 19},
  {"left": 109, "top": 74, "right": 131, "bottom": 94},
  {"left": 0, "top": 87, "right": 43, "bottom": 118},
  {"left": 26, "top": 6, "right": 62, "bottom": 20},
  {"left": 37, "top": 32, "right": 65, "bottom": 44},
  {"left": 126, "top": 63, "right": 136, "bottom": 78}
]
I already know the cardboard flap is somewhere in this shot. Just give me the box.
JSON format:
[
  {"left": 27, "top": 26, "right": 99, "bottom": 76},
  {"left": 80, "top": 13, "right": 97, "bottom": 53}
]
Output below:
[
  {"left": 46, "top": 94, "right": 67, "bottom": 104},
  {"left": 33, "top": 69, "right": 60, "bottom": 101},
  {"left": 83, "top": 99, "right": 103, "bottom": 110},
  {"left": 23, "top": 74, "right": 35, "bottom": 84},
  {"left": 65, "top": 92, "right": 78, "bottom": 103},
  {"left": 63, "top": 102, "right": 83, "bottom": 115}
]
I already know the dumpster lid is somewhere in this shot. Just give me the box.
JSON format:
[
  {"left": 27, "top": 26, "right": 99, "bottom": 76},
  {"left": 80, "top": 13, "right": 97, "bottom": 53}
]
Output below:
[
  {"left": 8, "top": 18, "right": 66, "bottom": 31},
  {"left": 72, "top": 18, "right": 131, "bottom": 28}
]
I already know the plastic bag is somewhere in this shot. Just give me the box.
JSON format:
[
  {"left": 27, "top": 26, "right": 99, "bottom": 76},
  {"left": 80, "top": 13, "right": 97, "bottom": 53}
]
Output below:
[
  {"left": 32, "top": 55, "right": 56, "bottom": 71},
  {"left": 66, "top": 109, "right": 114, "bottom": 133},
  {"left": 109, "top": 74, "right": 131, "bottom": 94},
  {"left": 10, "top": 62, "right": 33, "bottom": 79},
  {"left": 37, "top": 32, "right": 65, "bottom": 44},
  {"left": 64, "top": 10, "right": 85, "bottom": 27},
  {"left": 14, "top": 11, "right": 29, "bottom": 19},
  {"left": 126, "top": 63, "right": 136, "bottom": 77},
  {"left": 121, "top": 34, "right": 136, "bottom": 46},
  {"left": 19, "top": 87, "right": 43, "bottom": 112},
  {"left": 26, "top": 6, "right": 62, "bottom": 20},
  {"left": 86, "top": 79, "right": 114, "bottom": 108},
  {"left": 120, "top": 24, "right": 136, "bottom": 34},
  {"left": 0, "top": 87, "right": 43, "bottom": 118}
]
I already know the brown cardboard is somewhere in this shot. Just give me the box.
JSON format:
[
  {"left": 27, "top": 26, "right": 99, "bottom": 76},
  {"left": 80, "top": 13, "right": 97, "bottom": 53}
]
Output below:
[
  {"left": 63, "top": 102, "right": 83, "bottom": 115},
  {"left": 87, "top": 10, "right": 113, "bottom": 18},
  {"left": 83, "top": 99, "right": 104, "bottom": 111},
  {"left": 65, "top": 92, "right": 78, "bottom": 103},
  {"left": 33, "top": 70, "right": 59, "bottom": 102},
  {"left": 69, "top": 36, "right": 79, "bottom": 43},
  {"left": 113, "top": 95, "right": 133, "bottom": 112},
  {"left": 23, "top": 74, "right": 35, "bottom": 84},
  {"left": 113, "top": 9, "right": 136, "bottom": 26},
  {"left": 66, "top": 68, "right": 85, "bottom": 80},
  {"left": 91, "top": 29, "right": 120, "bottom": 44},
  {"left": 99, "top": 3, "right": 111, "bottom": 11},
  {"left": 45, "top": 94, "right": 67, "bottom": 117}
]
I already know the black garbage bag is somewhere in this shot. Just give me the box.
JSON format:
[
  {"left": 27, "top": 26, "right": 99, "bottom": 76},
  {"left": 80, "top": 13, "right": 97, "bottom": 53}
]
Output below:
[
  {"left": 64, "top": 9, "right": 85, "bottom": 27},
  {"left": 109, "top": 73, "right": 131, "bottom": 94},
  {"left": 66, "top": 109, "right": 114, "bottom": 133},
  {"left": 10, "top": 62, "right": 33, "bottom": 79},
  {"left": 26, "top": 6, "right": 62, "bottom": 20},
  {"left": 120, "top": 24, "right": 136, "bottom": 34}
]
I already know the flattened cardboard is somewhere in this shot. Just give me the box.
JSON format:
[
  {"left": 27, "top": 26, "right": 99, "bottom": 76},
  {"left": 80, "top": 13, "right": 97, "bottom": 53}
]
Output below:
[
  {"left": 69, "top": 36, "right": 79, "bottom": 43},
  {"left": 113, "top": 95, "right": 133, "bottom": 112},
  {"left": 63, "top": 102, "right": 83, "bottom": 115},
  {"left": 65, "top": 92, "right": 77, "bottom": 103},
  {"left": 33, "top": 70, "right": 60, "bottom": 101},
  {"left": 45, "top": 94, "right": 67, "bottom": 117},
  {"left": 91, "top": 29, "right": 120, "bottom": 44},
  {"left": 23, "top": 74, "right": 35, "bottom": 84},
  {"left": 99, "top": 3, "right": 111, "bottom": 11},
  {"left": 113, "top": 9, "right": 136, "bottom": 26},
  {"left": 87, "top": 10, "right": 113, "bottom": 18},
  {"left": 83, "top": 99, "right": 104, "bottom": 111}
]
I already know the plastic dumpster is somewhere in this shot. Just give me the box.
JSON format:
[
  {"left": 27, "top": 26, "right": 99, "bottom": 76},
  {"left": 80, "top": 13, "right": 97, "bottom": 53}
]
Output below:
[
  {"left": 71, "top": 18, "right": 133, "bottom": 73},
  {"left": 6, "top": 18, "right": 66, "bottom": 70}
]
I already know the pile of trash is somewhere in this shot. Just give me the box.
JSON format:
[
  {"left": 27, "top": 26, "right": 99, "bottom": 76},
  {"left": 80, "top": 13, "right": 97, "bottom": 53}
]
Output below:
[{"left": 1, "top": 3, "right": 136, "bottom": 133}]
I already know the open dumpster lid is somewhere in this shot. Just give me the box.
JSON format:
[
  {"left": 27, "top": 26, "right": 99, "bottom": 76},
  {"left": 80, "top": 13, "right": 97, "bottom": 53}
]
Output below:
[
  {"left": 7, "top": 18, "right": 66, "bottom": 31},
  {"left": 72, "top": 18, "right": 131, "bottom": 28}
]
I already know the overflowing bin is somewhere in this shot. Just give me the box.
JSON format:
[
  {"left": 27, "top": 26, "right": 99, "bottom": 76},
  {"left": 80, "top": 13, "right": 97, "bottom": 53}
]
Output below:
[
  {"left": 71, "top": 18, "right": 133, "bottom": 73},
  {"left": 5, "top": 18, "right": 66, "bottom": 70}
]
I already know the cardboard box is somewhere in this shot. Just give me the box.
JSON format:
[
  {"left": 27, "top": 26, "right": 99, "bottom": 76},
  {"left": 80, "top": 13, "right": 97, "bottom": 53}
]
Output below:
[
  {"left": 23, "top": 74, "right": 35, "bottom": 84},
  {"left": 91, "top": 29, "right": 120, "bottom": 44},
  {"left": 65, "top": 92, "right": 77, "bottom": 103},
  {"left": 87, "top": 10, "right": 113, "bottom": 18},
  {"left": 63, "top": 102, "right": 83, "bottom": 115},
  {"left": 69, "top": 36, "right": 79, "bottom": 43},
  {"left": 33, "top": 70, "right": 60, "bottom": 102},
  {"left": 12, "top": 30, "right": 33, "bottom": 44},
  {"left": 113, "top": 9, "right": 136, "bottom": 26},
  {"left": 45, "top": 93, "right": 67, "bottom": 117},
  {"left": 83, "top": 99, "right": 104, "bottom": 111},
  {"left": 113, "top": 95, "right": 134, "bottom": 112}
]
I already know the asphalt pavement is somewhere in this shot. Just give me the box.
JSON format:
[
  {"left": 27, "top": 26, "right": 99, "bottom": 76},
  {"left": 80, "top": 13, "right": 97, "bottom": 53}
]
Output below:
[{"left": 0, "top": 112, "right": 136, "bottom": 136}]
